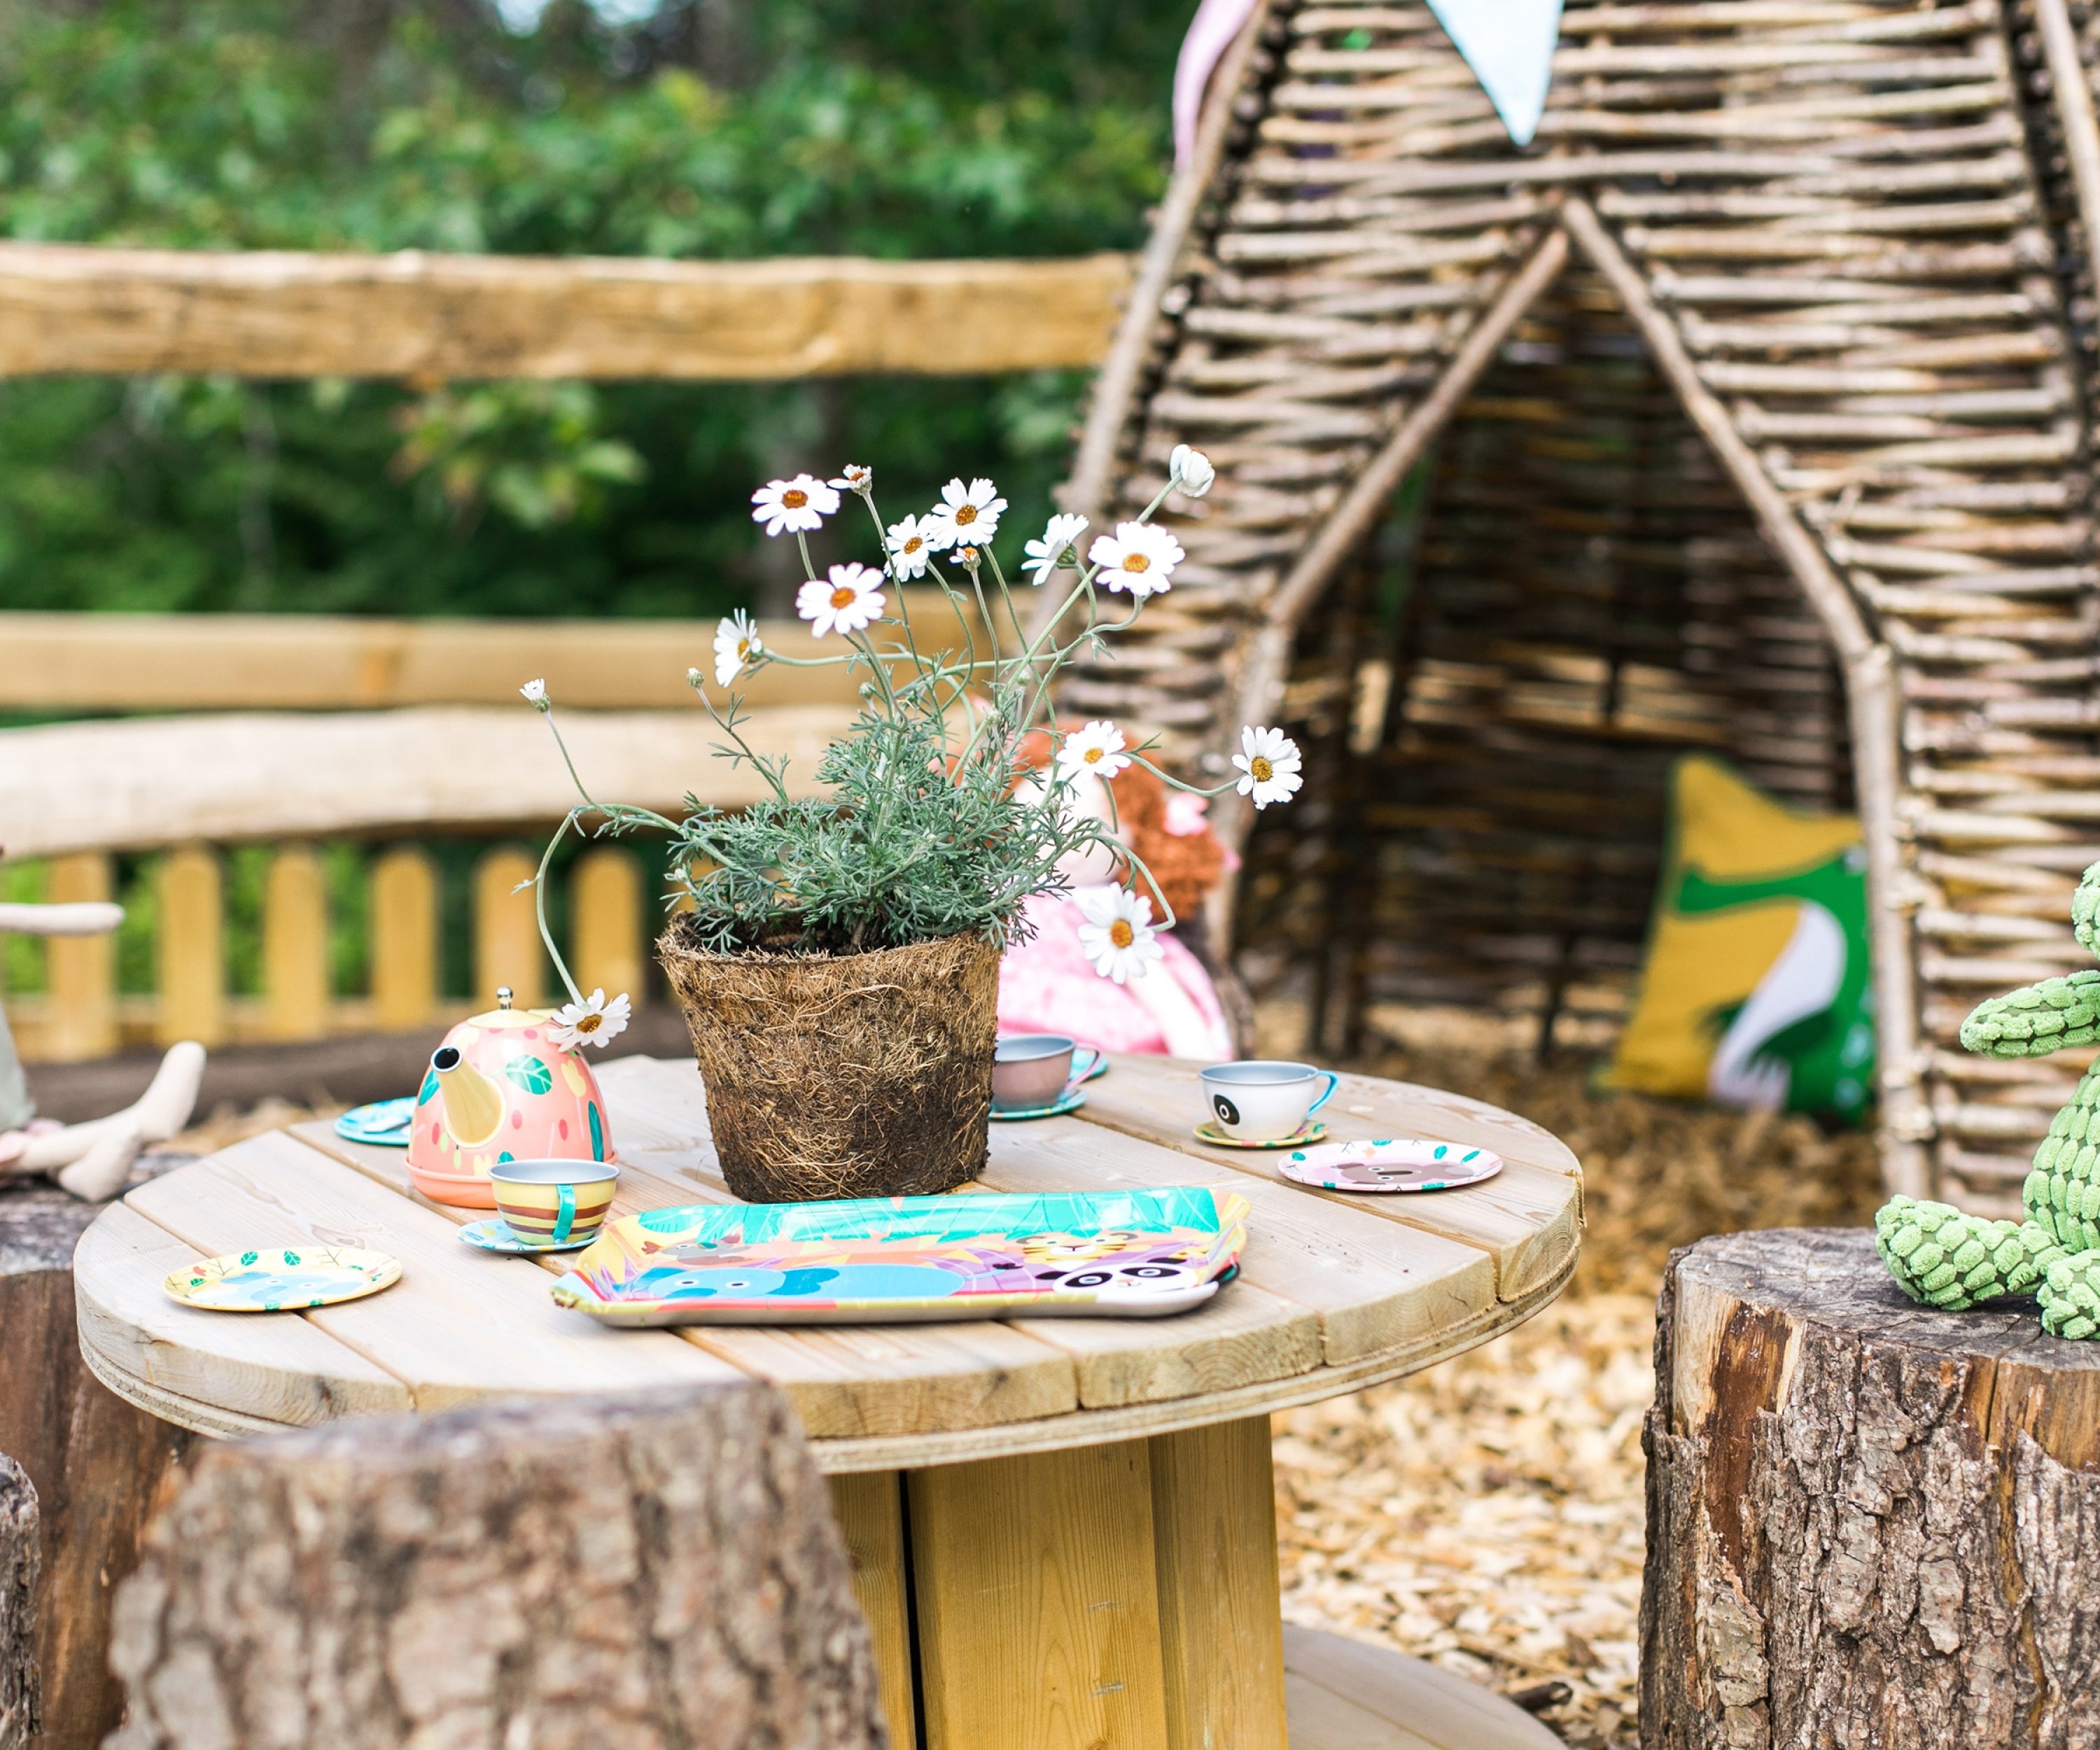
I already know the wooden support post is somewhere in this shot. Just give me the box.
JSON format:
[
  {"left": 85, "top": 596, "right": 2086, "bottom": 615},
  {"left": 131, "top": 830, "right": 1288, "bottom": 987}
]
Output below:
[
  {"left": 0, "top": 1188, "right": 191, "bottom": 1750},
  {"left": 260, "top": 844, "right": 329, "bottom": 1042},
  {"left": 153, "top": 845, "right": 224, "bottom": 1047},
  {"left": 827, "top": 1471, "right": 918, "bottom": 1747},
  {"left": 572, "top": 847, "right": 645, "bottom": 1008},
  {"left": 1150, "top": 1416, "right": 1289, "bottom": 1750},
  {"left": 909, "top": 1438, "right": 1170, "bottom": 1750},
  {"left": 472, "top": 846, "right": 544, "bottom": 1009},
  {"left": 42, "top": 854, "right": 116, "bottom": 1063},
  {"left": 368, "top": 846, "right": 439, "bottom": 1032}
]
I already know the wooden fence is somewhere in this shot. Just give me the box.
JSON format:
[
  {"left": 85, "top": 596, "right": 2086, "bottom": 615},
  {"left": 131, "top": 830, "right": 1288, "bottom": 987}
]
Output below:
[{"left": 0, "top": 596, "right": 992, "bottom": 1063}]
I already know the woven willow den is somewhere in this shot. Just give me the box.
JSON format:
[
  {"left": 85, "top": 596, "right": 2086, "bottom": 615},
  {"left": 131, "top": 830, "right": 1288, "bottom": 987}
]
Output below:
[{"left": 1056, "top": 0, "right": 2100, "bottom": 1210}]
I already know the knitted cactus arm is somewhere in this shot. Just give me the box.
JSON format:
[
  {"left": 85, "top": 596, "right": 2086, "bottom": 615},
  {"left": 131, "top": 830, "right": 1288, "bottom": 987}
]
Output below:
[
  {"left": 2019, "top": 1063, "right": 2100, "bottom": 1253},
  {"left": 2039, "top": 1249, "right": 2100, "bottom": 1340},
  {"left": 1875, "top": 1196, "right": 2057, "bottom": 1309},
  {"left": 1959, "top": 968, "right": 2100, "bottom": 1060}
]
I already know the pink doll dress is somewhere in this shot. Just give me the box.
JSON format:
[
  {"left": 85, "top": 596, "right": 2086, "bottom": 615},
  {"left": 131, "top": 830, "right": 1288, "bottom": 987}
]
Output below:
[{"left": 997, "top": 889, "right": 1233, "bottom": 1059}]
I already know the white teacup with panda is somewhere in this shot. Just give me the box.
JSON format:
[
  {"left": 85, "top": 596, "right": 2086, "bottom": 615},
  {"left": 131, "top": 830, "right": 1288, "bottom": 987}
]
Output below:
[{"left": 1198, "top": 1060, "right": 1339, "bottom": 1142}]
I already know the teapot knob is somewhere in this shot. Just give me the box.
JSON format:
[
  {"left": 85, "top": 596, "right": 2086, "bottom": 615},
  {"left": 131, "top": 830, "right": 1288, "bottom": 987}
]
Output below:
[{"left": 496, "top": 985, "right": 513, "bottom": 1010}]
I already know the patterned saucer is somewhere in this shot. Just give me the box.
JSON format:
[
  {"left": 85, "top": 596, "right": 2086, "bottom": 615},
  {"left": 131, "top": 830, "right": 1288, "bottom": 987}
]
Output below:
[
  {"left": 335, "top": 1097, "right": 416, "bottom": 1147},
  {"left": 1279, "top": 1138, "right": 1503, "bottom": 1194},
  {"left": 1193, "top": 1119, "right": 1328, "bottom": 1151},
  {"left": 989, "top": 1090, "right": 1088, "bottom": 1123},
  {"left": 458, "top": 1217, "right": 598, "bottom": 1255},
  {"left": 164, "top": 1246, "right": 401, "bottom": 1312}
]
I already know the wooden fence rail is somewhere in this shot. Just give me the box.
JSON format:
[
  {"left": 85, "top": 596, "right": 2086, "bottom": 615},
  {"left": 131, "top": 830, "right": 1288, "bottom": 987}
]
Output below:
[{"left": 0, "top": 242, "right": 1131, "bottom": 382}]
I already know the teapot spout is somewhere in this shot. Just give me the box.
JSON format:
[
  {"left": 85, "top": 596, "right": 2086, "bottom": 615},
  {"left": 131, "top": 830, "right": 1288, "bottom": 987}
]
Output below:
[{"left": 430, "top": 1046, "right": 505, "bottom": 1147}]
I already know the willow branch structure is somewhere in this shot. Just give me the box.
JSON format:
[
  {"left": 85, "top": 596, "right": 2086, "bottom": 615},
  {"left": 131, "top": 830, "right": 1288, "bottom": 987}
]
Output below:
[{"left": 1062, "top": 0, "right": 2100, "bottom": 1207}]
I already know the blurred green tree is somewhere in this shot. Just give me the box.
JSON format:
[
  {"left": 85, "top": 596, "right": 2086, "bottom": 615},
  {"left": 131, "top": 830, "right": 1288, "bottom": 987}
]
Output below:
[{"left": 0, "top": 0, "right": 1180, "bottom": 620}]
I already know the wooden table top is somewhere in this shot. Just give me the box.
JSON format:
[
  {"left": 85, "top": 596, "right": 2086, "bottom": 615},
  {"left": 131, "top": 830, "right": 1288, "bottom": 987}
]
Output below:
[{"left": 74, "top": 1053, "right": 1581, "bottom": 1472}]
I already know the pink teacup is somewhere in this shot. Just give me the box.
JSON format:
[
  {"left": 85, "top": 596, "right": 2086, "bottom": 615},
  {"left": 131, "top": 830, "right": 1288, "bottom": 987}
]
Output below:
[{"left": 992, "top": 1035, "right": 1102, "bottom": 1113}]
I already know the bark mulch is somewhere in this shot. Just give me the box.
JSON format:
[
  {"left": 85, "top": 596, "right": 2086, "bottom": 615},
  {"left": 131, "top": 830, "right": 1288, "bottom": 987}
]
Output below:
[{"left": 1270, "top": 1039, "right": 1883, "bottom": 1748}]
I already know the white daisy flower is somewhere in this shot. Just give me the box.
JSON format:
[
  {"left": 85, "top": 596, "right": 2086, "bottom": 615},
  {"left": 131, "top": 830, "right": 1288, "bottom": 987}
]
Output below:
[
  {"left": 1022, "top": 512, "right": 1090, "bottom": 584},
  {"left": 713, "top": 610, "right": 763, "bottom": 687},
  {"left": 1056, "top": 720, "right": 1131, "bottom": 785},
  {"left": 797, "top": 562, "right": 887, "bottom": 638},
  {"left": 1087, "top": 522, "right": 1184, "bottom": 598},
  {"left": 1076, "top": 886, "right": 1163, "bottom": 986},
  {"left": 750, "top": 473, "right": 840, "bottom": 538},
  {"left": 925, "top": 477, "right": 1007, "bottom": 550},
  {"left": 830, "top": 463, "right": 873, "bottom": 493},
  {"left": 886, "top": 514, "right": 936, "bottom": 580},
  {"left": 1232, "top": 724, "right": 1304, "bottom": 808},
  {"left": 1169, "top": 443, "right": 1215, "bottom": 497},
  {"left": 519, "top": 678, "right": 548, "bottom": 709},
  {"left": 550, "top": 988, "right": 631, "bottom": 1049}
]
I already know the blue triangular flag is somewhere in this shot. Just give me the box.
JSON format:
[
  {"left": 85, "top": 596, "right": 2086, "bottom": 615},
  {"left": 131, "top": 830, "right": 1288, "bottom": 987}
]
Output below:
[{"left": 1426, "top": 0, "right": 1564, "bottom": 147}]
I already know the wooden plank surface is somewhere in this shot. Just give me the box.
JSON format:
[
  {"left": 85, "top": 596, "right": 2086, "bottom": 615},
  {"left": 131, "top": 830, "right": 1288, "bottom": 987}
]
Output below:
[
  {"left": 72, "top": 1200, "right": 413, "bottom": 1427},
  {"left": 122, "top": 1130, "right": 739, "bottom": 1406},
  {"left": 1080, "top": 1054, "right": 1584, "bottom": 1300},
  {"left": 0, "top": 593, "right": 984, "bottom": 714},
  {"left": 1152, "top": 1417, "right": 1289, "bottom": 1750},
  {"left": 910, "top": 1440, "right": 1171, "bottom": 1750},
  {"left": 0, "top": 241, "right": 1130, "bottom": 381},
  {"left": 0, "top": 704, "right": 859, "bottom": 860}
]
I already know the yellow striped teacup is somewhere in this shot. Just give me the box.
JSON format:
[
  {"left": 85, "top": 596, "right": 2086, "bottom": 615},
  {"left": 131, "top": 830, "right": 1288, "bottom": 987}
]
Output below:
[{"left": 487, "top": 1158, "right": 620, "bottom": 1247}]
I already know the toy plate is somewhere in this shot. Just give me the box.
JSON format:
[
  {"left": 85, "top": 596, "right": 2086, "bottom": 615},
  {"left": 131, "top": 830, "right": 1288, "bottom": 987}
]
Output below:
[
  {"left": 164, "top": 1247, "right": 401, "bottom": 1312},
  {"left": 457, "top": 1217, "right": 598, "bottom": 1255},
  {"left": 1278, "top": 1138, "right": 1503, "bottom": 1194},
  {"left": 552, "top": 1187, "right": 1250, "bottom": 1328},
  {"left": 1193, "top": 1119, "right": 1327, "bottom": 1151},
  {"left": 335, "top": 1098, "right": 417, "bottom": 1147},
  {"left": 989, "top": 1090, "right": 1087, "bottom": 1122}
]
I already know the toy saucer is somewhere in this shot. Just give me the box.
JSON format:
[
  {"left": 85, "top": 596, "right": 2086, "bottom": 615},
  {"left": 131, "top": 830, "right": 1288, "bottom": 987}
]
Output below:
[
  {"left": 458, "top": 1217, "right": 598, "bottom": 1255},
  {"left": 1279, "top": 1138, "right": 1503, "bottom": 1194},
  {"left": 990, "top": 1090, "right": 1088, "bottom": 1123},
  {"left": 1193, "top": 1120, "right": 1327, "bottom": 1151},
  {"left": 164, "top": 1247, "right": 401, "bottom": 1312},
  {"left": 335, "top": 1097, "right": 417, "bottom": 1147}
]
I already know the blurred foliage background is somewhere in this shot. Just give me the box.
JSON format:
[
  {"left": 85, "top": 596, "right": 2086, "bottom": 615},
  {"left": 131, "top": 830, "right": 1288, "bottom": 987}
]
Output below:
[{"left": 0, "top": 0, "right": 1184, "bottom": 621}]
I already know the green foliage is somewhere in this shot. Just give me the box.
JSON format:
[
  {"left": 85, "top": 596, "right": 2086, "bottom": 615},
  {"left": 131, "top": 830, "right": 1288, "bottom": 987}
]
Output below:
[{"left": 0, "top": 0, "right": 1180, "bottom": 620}]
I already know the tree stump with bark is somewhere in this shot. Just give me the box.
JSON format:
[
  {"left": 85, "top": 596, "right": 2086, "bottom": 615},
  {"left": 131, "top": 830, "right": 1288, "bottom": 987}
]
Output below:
[
  {"left": 104, "top": 1379, "right": 889, "bottom": 1750},
  {"left": 0, "top": 1185, "right": 190, "bottom": 1750},
  {"left": 0, "top": 1455, "right": 36, "bottom": 1750},
  {"left": 1643, "top": 1227, "right": 2100, "bottom": 1750}
]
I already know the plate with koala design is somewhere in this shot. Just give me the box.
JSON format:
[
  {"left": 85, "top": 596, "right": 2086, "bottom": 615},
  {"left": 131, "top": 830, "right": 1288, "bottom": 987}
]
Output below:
[{"left": 549, "top": 1187, "right": 1249, "bottom": 1327}]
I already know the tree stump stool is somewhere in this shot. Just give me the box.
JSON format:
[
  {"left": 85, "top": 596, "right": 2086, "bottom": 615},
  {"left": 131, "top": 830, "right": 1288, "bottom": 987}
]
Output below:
[
  {"left": 1643, "top": 1228, "right": 2100, "bottom": 1750},
  {"left": 0, "top": 1186, "right": 190, "bottom": 1750},
  {"left": 0, "top": 1455, "right": 36, "bottom": 1750}
]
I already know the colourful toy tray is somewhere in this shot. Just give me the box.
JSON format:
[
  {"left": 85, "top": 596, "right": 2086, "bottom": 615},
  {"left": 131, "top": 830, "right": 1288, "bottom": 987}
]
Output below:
[{"left": 550, "top": 1187, "right": 1250, "bottom": 1328}]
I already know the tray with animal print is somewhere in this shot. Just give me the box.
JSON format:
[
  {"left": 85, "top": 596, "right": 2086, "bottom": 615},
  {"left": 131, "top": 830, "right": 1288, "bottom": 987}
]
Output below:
[{"left": 549, "top": 1187, "right": 1250, "bottom": 1327}]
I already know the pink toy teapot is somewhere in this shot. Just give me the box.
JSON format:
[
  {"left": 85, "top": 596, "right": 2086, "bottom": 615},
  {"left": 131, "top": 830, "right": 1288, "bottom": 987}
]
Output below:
[{"left": 405, "top": 987, "right": 619, "bottom": 1208}]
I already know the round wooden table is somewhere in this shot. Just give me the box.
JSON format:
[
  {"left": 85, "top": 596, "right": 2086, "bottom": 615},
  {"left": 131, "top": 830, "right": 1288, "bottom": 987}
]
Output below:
[{"left": 76, "top": 1052, "right": 1580, "bottom": 1750}]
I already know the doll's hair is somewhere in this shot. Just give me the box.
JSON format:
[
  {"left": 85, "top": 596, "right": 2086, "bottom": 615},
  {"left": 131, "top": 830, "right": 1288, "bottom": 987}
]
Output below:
[{"left": 1013, "top": 729, "right": 1228, "bottom": 921}]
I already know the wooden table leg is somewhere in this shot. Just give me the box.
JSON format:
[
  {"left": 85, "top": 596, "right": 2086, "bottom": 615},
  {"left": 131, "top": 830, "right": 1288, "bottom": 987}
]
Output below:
[
  {"left": 1151, "top": 1415, "right": 1291, "bottom": 1750},
  {"left": 908, "top": 1438, "right": 1172, "bottom": 1749},
  {"left": 827, "top": 1471, "right": 918, "bottom": 1748}
]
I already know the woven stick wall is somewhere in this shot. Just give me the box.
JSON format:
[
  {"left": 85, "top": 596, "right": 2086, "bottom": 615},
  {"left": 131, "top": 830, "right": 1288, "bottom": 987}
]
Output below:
[{"left": 1060, "top": 0, "right": 2100, "bottom": 1210}]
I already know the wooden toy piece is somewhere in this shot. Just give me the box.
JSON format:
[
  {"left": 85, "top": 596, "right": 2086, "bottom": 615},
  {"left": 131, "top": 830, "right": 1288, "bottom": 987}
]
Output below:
[
  {"left": 1876, "top": 858, "right": 2100, "bottom": 1336},
  {"left": 0, "top": 901, "right": 204, "bottom": 1202}
]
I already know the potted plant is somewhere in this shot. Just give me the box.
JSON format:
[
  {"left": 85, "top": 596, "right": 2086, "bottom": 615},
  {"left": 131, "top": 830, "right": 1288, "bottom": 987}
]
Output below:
[{"left": 521, "top": 446, "right": 1304, "bottom": 1202}]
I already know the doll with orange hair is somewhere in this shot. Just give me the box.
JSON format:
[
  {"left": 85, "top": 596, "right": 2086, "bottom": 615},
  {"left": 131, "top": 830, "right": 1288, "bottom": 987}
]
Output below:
[{"left": 997, "top": 742, "right": 1239, "bottom": 1059}]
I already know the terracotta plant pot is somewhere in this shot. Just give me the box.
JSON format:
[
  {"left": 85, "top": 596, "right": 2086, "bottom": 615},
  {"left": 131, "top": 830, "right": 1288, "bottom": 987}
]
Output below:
[{"left": 657, "top": 921, "right": 1000, "bottom": 1202}]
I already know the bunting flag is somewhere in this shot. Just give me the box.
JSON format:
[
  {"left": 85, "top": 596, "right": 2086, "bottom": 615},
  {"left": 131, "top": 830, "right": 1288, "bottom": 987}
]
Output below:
[
  {"left": 1176, "top": 0, "right": 1566, "bottom": 165},
  {"left": 1424, "top": 0, "right": 1564, "bottom": 146}
]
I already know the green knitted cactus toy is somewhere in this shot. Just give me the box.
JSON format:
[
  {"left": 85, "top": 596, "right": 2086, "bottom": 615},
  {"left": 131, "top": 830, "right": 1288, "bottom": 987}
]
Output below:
[{"left": 1876, "top": 861, "right": 2100, "bottom": 1336}]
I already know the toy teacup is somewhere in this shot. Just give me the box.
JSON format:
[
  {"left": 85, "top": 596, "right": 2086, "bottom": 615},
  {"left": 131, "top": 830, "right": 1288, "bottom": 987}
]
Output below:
[
  {"left": 1198, "top": 1060, "right": 1339, "bottom": 1142},
  {"left": 488, "top": 1158, "right": 620, "bottom": 1247},
  {"left": 991, "top": 1035, "right": 1102, "bottom": 1113}
]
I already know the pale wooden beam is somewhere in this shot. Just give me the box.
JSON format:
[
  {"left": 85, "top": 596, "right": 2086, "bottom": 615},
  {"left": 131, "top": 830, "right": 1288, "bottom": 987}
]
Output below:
[{"left": 0, "top": 242, "right": 1131, "bottom": 382}]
